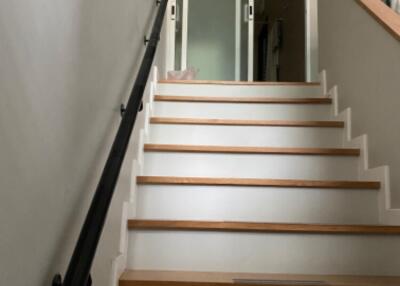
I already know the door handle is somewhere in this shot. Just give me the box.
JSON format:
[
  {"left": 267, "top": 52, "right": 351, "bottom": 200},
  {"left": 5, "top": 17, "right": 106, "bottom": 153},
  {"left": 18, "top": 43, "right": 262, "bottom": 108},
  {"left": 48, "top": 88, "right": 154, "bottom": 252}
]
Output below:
[
  {"left": 249, "top": 1, "right": 254, "bottom": 21},
  {"left": 171, "top": 3, "right": 176, "bottom": 20}
]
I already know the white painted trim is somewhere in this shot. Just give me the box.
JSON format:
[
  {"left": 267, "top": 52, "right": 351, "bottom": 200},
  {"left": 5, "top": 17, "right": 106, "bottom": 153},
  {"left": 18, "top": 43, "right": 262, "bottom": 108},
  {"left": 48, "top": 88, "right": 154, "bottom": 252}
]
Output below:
[
  {"left": 110, "top": 253, "right": 126, "bottom": 286},
  {"left": 248, "top": 0, "right": 254, "bottom": 81},
  {"left": 166, "top": 0, "right": 177, "bottom": 72},
  {"left": 327, "top": 78, "right": 400, "bottom": 226},
  {"left": 144, "top": 103, "right": 151, "bottom": 137},
  {"left": 153, "top": 66, "right": 158, "bottom": 87},
  {"left": 305, "top": 0, "right": 319, "bottom": 82},
  {"left": 235, "top": 0, "right": 241, "bottom": 81},
  {"left": 330, "top": 85, "right": 339, "bottom": 116},
  {"left": 181, "top": 0, "right": 189, "bottom": 70},
  {"left": 319, "top": 70, "right": 328, "bottom": 96}
]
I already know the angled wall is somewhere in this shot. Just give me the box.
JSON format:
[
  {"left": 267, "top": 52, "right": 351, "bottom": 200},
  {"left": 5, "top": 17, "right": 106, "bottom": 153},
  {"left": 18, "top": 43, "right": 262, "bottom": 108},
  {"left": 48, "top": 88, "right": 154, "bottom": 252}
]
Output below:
[{"left": 319, "top": 0, "right": 400, "bottom": 207}]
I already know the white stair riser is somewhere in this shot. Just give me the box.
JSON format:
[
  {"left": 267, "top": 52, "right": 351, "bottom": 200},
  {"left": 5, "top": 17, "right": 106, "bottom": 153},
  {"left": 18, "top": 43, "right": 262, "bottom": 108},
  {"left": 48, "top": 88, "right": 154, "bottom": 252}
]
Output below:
[
  {"left": 153, "top": 102, "right": 332, "bottom": 121},
  {"left": 136, "top": 185, "right": 379, "bottom": 224},
  {"left": 128, "top": 232, "right": 400, "bottom": 276},
  {"left": 157, "top": 84, "right": 322, "bottom": 98},
  {"left": 143, "top": 153, "right": 359, "bottom": 180},
  {"left": 147, "top": 125, "right": 345, "bottom": 148}
]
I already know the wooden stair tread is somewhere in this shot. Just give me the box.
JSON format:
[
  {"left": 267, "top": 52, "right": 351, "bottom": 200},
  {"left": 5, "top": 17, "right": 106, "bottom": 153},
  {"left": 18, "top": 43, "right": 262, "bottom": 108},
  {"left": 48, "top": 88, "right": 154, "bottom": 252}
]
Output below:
[
  {"left": 154, "top": 95, "right": 332, "bottom": 104},
  {"left": 120, "top": 270, "right": 400, "bottom": 286},
  {"left": 150, "top": 117, "right": 344, "bottom": 128},
  {"left": 137, "top": 176, "right": 380, "bottom": 190},
  {"left": 159, "top": 80, "right": 320, "bottom": 86},
  {"left": 127, "top": 220, "right": 400, "bottom": 234},
  {"left": 144, "top": 144, "right": 360, "bottom": 156}
]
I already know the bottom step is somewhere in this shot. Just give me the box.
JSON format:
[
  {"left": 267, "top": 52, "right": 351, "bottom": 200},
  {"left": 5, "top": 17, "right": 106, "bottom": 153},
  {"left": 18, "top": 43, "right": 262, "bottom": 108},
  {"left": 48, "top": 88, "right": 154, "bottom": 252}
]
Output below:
[{"left": 119, "top": 270, "right": 400, "bottom": 286}]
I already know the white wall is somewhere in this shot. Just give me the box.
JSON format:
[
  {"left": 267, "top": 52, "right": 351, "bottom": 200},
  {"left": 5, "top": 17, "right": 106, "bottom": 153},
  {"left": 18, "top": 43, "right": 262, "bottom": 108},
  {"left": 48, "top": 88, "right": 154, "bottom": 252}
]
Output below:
[
  {"left": 0, "top": 0, "right": 166, "bottom": 285},
  {"left": 319, "top": 0, "right": 400, "bottom": 206}
]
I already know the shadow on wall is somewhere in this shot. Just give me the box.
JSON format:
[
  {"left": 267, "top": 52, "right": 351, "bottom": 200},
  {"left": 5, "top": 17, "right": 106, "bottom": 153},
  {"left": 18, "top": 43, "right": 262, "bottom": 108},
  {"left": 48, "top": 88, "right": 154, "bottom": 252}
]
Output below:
[
  {"left": 0, "top": 0, "right": 162, "bottom": 286},
  {"left": 50, "top": 1, "right": 163, "bottom": 285}
]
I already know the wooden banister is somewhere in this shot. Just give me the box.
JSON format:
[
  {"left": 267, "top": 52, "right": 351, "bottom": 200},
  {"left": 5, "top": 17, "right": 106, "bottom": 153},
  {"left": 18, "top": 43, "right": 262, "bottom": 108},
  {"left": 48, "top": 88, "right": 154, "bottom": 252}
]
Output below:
[{"left": 357, "top": 0, "right": 400, "bottom": 40}]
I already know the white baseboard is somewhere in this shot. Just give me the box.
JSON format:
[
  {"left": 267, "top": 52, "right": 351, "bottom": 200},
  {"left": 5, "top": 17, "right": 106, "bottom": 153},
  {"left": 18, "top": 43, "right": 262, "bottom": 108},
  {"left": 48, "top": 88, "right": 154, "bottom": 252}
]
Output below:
[
  {"left": 109, "top": 66, "right": 159, "bottom": 285},
  {"left": 109, "top": 200, "right": 132, "bottom": 286},
  {"left": 319, "top": 70, "right": 328, "bottom": 96},
  {"left": 110, "top": 253, "right": 126, "bottom": 286}
]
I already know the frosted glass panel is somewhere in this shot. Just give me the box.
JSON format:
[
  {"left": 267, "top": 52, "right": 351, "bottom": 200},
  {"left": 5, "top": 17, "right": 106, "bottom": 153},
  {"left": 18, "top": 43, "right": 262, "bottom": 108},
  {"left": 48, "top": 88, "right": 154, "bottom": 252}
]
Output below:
[{"left": 187, "top": 0, "right": 236, "bottom": 80}]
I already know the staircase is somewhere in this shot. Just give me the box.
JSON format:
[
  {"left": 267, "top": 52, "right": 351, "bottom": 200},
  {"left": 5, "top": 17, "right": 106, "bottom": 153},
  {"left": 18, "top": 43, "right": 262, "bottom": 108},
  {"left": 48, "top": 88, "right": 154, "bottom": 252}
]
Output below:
[{"left": 119, "top": 80, "right": 400, "bottom": 286}]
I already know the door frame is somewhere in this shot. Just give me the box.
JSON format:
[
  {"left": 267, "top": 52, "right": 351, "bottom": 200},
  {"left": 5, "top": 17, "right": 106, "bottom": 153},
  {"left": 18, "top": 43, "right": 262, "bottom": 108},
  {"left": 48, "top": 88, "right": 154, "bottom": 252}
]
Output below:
[
  {"left": 305, "top": 0, "right": 319, "bottom": 82},
  {"left": 166, "top": 0, "right": 189, "bottom": 72},
  {"left": 247, "top": 0, "right": 255, "bottom": 81},
  {"left": 235, "top": 0, "right": 241, "bottom": 81},
  {"left": 165, "top": 0, "right": 176, "bottom": 72},
  {"left": 181, "top": 0, "right": 189, "bottom": 70}
]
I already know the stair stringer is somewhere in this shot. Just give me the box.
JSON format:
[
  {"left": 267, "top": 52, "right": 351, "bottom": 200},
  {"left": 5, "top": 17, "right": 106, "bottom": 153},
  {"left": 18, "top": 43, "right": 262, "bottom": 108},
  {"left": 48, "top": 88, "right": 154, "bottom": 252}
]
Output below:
[
  {"left": 326, "top": 82, "right": 400, "bottom": 226},
  {"left": 109, "top": 67, "right": 159, "bottom": 286}
]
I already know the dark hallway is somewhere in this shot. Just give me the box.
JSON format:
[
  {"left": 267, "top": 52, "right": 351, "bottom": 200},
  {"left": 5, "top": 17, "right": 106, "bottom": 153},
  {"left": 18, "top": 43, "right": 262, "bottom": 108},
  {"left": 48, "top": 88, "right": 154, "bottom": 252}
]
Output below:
[{"left": 254, "top": 0, "right": 306, "bottom": 82}]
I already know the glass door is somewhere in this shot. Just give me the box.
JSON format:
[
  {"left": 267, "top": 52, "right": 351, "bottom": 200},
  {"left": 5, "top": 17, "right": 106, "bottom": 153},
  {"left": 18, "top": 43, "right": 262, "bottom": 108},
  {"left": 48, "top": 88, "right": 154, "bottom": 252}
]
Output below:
[
  {"left": 166, "top": 0, "right": 254, "bottom": 81},
  {"left": 186, "top": 0, "right": 236, "bottom": 81}
]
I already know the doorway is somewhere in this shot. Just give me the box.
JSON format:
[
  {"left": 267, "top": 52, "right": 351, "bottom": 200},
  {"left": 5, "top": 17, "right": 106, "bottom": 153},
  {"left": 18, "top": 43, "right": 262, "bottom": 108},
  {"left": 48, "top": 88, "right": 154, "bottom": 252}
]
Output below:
[
  {"left": 254, "top": 0, "right": 306, "bottom": 82},
  {"left": 166, "top": 0, "right": 254, "bottom": 81},
  {"left": 165, "top": 0, "right": 318, "bottom": 82}
]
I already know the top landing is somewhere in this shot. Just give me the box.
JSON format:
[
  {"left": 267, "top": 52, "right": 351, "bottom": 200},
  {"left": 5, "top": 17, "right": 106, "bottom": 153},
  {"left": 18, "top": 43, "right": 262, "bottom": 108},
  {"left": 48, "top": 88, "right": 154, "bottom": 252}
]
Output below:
[
  {"left": 156, "top": 80, "right": 323, "bottom": 98},
  {"left": 159, "top": 80, "right": 320, "bottom": 86}
]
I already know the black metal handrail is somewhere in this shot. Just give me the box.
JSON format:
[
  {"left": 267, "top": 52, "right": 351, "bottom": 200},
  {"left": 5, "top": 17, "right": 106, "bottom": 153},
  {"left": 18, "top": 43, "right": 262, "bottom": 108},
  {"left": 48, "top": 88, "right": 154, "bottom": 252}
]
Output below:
[{"left": 52, "top": 1, "right": 168, "bottom": 285}]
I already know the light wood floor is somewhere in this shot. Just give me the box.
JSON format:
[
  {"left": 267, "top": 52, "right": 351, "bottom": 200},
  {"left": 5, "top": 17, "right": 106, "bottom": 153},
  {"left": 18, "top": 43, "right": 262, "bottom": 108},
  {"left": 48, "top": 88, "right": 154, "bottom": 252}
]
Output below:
[{"left": 120, "top": 270, "right": 400, "bottom": 286}]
